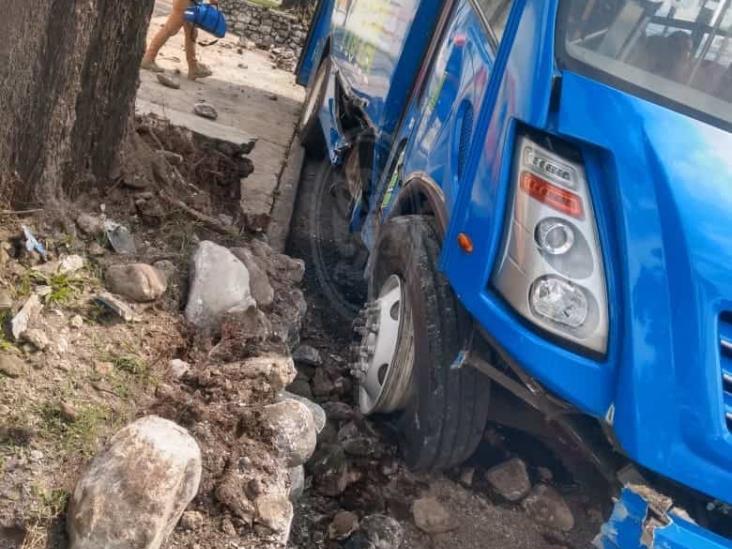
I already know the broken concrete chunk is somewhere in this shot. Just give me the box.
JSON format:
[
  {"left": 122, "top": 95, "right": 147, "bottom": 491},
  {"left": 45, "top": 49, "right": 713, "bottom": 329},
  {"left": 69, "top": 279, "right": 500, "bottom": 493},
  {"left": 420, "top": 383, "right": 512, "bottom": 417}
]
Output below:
[
  {"left": 105, "top": 264, "right": 167, "bottom": 302},
  {"left": 522, "top": 484, "right": 575, "bottom": 532},
  {"left": 255, "top": 493, "right": 293, "bottom": 534},
  {"left": 169, "top": 359, "right": 191, "bottom": 379},
  {"left": 239, "top": 355, "right": 296, "bottom": 392},
  {"left": 77, "top": 213, "right": 105, "bottom": 236},
  {"left": 288, "top": 466, "right": 305, "bottom": 502},
  {"left": 0, "top": 289, "right": 13, "bottom": 310},
  {"left": 94, "top": 293, "right": 138, "bottom": 322},
  {"left": 179, "top": 510, "right": 204, "bottom": 531},
  {"left": 292, "top": 344, "right": 322, "bottom": 366},
  {"left": 485, "top": 457, "right": 531, "bottom": 502},
  {"left": 412, "top": 497, "right": 455, "bottom": 534},
  {"left": 70, "top": 315, "right": 84, "bottom": 329},
  {"left": 87, "top": 242, "right": 106, "bottom": 257},
  {"left": 22, "top": 328, "right": 49, "bottom": 351},
  {"left": 259, "top": 399, "right": 317, "bottom": 468},
  {"left": 193, "top": 102, "right": 218, "bottom": 121},
  {"left": 0, "top": 354, "right": 25, "bottom": 378},
  {"left": 309, "top": 444, "right": 350, "bottom": 497},
  {"left": 59, "top": 255, "right": 85, "bottom": 275},
  {"left": 329, "top": 510, "right": 359, "bottom": 540},
  {"left": 248, "top": 238, "right": 305, "bottom": 285},
  {"left": 11, "top": 294, "right": 42, "bottom": 340},
  {"left": 360, "top": 514, "right": 404, "bottom": 548},
  {"left": 230, "top": 247, "right": 274, "bottom": 309},
  {"left": 156, "top": 73, "right": 181, "bottom": 89},
  {"left": 67, "top": 416, "right": 202, "bottom": 549},
  {"left": 185, "top": 241, "right": 255, "bottom": 329}
]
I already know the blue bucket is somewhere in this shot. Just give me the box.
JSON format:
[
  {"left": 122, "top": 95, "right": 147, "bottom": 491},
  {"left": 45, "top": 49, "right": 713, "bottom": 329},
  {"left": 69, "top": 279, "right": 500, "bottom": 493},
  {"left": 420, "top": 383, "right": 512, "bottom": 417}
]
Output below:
[{"left": 184, "top": 3, "right": 227, "bottom": 38}]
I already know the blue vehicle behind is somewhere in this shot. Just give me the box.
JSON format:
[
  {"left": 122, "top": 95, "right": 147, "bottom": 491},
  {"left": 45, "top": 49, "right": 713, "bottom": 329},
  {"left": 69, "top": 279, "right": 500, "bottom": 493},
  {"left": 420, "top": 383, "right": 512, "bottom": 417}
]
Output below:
[{"left": 296, "top": 0, "right": 732, "bottom": 545}]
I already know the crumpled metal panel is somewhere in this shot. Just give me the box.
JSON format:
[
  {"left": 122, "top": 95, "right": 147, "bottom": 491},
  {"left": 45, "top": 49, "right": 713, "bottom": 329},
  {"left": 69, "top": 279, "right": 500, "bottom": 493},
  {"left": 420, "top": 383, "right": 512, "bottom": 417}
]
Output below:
[{"left": 595, "top": 487, "right": 732, "bottom": 549}]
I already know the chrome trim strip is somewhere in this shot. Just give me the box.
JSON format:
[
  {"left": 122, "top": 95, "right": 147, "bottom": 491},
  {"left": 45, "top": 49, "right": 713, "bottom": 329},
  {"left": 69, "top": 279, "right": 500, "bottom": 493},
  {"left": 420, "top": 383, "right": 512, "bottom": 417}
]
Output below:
[{"left": 721, "top": 338, "right": 732, "bottom": 353}]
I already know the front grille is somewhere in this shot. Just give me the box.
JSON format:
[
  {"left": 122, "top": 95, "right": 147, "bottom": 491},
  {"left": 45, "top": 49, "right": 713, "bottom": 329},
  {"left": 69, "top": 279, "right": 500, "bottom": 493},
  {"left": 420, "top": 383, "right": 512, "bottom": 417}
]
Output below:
[
  {"left": 457, "top": 101, "right": 474, "bottom": 182},
  {"left": 719, "top": 313, "right": 732, "bottom": 430}
]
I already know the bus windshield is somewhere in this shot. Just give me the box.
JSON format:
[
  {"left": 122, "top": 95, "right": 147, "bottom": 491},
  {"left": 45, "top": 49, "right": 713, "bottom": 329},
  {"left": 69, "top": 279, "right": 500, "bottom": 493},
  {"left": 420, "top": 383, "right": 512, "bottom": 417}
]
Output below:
[{"left": 558, "top": 0, "right": 732, "bottom": 129}]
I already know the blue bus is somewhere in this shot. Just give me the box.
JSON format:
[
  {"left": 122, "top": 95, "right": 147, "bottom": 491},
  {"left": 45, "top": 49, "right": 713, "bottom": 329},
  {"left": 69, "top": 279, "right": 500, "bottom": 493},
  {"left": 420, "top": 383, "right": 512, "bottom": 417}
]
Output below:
[{"left": 296, "top": 0, "right": 732, "bottom": 545}]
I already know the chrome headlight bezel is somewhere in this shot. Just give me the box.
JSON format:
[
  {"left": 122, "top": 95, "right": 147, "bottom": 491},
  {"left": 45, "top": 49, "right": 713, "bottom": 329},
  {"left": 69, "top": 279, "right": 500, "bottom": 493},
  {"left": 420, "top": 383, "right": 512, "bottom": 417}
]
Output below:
[{"left": 492, "top": 135, "right": 609, "bottom": 355}]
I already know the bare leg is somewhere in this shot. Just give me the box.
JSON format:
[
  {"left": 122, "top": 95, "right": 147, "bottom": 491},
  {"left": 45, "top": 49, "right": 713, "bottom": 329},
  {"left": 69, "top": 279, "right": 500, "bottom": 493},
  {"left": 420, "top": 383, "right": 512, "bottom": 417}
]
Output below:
[
  {"left": 186, "top": 24, "right": 214, "bottom": 80},
  {"left": 142, "top": 0, "right": 189, "bottom": 68}
]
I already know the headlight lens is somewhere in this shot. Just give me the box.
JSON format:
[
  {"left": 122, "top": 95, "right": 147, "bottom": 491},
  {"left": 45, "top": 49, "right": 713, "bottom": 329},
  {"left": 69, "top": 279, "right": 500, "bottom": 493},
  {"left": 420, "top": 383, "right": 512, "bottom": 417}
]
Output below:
[
  {"left": 535, "top": 218, "right": 575, "bottom": 256},
  {"left": 530, "top": 276, "right": 588, "bottom": 328},
  {"left": 493, "top": 135, "right": 608, "bottom": 354}
]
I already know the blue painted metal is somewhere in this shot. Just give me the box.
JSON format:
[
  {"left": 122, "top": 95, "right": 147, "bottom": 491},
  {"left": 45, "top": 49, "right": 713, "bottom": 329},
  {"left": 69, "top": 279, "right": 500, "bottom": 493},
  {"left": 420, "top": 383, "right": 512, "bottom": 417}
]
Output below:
[
  {"left": 597, "top": 487, "right": 732, "bottom": 549},
  {"left": 298, "top": 0, "right": 732, "bottom": 537},
  {"left": 296, "top": 0, "right": 335, "bottom": 87}
]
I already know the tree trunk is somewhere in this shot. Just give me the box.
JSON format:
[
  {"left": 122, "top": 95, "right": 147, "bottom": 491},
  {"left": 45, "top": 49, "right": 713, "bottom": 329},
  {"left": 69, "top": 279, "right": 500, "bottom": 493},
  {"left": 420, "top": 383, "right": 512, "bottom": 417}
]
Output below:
[{"left": 0, "top": 0, "right": 155, "bottom": 206}]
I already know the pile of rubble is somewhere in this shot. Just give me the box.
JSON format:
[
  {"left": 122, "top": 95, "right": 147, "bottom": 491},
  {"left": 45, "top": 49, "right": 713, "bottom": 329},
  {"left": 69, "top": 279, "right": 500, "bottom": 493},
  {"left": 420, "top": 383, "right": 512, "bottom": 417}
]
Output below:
[{"left": 58, "top": 227, "right": 327, "bottom": 548}]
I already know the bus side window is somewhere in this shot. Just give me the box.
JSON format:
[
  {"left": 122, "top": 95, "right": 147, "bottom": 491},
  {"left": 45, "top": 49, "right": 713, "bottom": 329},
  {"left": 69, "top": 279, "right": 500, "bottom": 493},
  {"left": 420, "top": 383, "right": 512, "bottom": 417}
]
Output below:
[{"left": 474, "top": 0, "right": 515, "bottom": 44}]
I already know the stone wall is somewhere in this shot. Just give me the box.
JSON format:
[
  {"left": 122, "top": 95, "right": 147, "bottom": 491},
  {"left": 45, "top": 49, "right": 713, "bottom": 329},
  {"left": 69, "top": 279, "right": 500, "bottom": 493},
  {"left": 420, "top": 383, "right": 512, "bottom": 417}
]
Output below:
[{"left": 220, "top": 0, "right": 308, "bottom": 70}]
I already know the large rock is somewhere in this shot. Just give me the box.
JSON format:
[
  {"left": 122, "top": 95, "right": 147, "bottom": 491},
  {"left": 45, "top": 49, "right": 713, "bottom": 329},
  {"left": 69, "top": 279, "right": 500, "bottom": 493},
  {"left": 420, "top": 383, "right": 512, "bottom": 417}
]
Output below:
[
  {"left": 259, "top": 399, "right": 317, "bottom": 467},
  {"left": 106, "top": 264, "right": 167, "bottom": 302},
  {"left": 329, "top": 510, "right": 359, "bottom": 540},
  {"left": 230, "top": 247, "right": 274, "bottom": 309},
  {"left": 359, "top": 514, "right": 403, "bottom": 548},
  {"left": 0, "top": 354, "right": 25, "bottom": 378},
  {"left": 240, "top": 355, "right": 296, "bottom": 392},
  {"left": 309, "top": 444, "right": 350, "bottom": 497},
  {"left": 67, "top": 416, "right": 202, "bottom": 549},
  {"left": 288, "top": 465, "right": 305, "bottom": 502},
  {"left": 485, "top": 457, "right": 531, "bottom": 502},
  {"left": 248, "top": 239, "right": 305, "bottom": 286},
  {"left": 278, "top": 391, "right": 326, "bottom": 433},
  {"left": 77, "top": 213, "right": 105, "bottom": 236},
  {"left": 522, "top": 484, "right": 575, "bottom": 532},
  {"left": 255, "top": 493, "right": 293, "bottom": 534},
  {"left": 185, "top": 241, "right": 255, "bottom": 328},
  {"left": 412, "top": 497, "right": 455, "bottom": 534}
]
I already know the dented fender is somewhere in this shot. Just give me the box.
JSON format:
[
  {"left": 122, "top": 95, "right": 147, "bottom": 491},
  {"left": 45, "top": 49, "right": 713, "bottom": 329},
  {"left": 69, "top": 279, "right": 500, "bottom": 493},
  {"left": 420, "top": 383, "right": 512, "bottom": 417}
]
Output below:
[{"left": 595, "top": 486, "right": 732, "bottom": 549}]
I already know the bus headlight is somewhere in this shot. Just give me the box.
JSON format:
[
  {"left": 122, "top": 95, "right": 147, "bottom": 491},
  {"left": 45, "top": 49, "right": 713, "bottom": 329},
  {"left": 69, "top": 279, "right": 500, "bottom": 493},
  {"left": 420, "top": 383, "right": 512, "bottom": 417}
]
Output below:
[{"left": 493, "top": 135, "right": 608, "bottom": 355}]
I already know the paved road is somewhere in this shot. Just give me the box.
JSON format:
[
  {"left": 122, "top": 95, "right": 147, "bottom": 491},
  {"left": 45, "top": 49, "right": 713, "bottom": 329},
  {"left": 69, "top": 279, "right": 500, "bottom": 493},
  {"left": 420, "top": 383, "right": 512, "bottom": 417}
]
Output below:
[{"left": 138, "top": 6, "right": 305, "bottom": 250}]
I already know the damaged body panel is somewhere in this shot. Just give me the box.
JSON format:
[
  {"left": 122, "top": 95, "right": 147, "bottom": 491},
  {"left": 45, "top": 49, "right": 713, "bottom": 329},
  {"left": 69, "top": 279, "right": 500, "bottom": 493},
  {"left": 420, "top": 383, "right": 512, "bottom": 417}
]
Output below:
[{"left": 597, "top": 487, "right": 732, "bottom": 549}]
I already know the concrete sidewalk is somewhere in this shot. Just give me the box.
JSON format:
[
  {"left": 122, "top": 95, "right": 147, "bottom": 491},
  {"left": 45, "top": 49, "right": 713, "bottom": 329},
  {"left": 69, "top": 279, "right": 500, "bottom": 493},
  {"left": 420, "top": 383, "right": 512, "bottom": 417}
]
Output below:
[{"left": 137, "top": 5, "right": 305, "bottom": 248}]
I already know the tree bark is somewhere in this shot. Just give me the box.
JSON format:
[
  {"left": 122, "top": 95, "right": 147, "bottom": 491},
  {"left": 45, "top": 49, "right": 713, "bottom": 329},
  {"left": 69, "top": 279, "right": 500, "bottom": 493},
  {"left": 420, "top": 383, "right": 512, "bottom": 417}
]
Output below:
[{"left": 0, "top": 0, "right": 155, "bottom": 206}]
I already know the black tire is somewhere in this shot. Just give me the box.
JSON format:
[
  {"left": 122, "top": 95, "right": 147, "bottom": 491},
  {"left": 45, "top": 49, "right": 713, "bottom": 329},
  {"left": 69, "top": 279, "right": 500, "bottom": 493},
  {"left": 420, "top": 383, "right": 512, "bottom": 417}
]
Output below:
[
  {"left": 286, "top": 159, "right": 368, "bottom": 332},
  {"left": 370, "top": 215, "right": 492, "bottom": 470},
  {"left": 298, "top": 58, "right": 330, "bottom": 158}
]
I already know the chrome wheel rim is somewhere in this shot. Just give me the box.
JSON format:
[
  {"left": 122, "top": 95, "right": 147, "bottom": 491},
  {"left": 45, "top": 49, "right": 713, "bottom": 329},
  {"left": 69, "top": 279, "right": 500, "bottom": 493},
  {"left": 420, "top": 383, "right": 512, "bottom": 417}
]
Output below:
[{"left": 354, "top": 275, "right": 414, "bottom": 415}]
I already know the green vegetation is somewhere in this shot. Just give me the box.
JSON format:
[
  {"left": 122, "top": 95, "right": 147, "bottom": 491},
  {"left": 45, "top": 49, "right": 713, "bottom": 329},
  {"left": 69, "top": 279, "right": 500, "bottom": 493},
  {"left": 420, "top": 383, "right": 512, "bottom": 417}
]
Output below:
[
  {"left": 38, "top": 401, "right": 113, "bottom": 456},
  {"left": 16, "top": 270, "right": 84, "bottom": 305},
  {"left": 46, "top": 272, "right": 83, "bottom": 305},
  {"left": 32, "top": 485, "right": 69, "bottom": 519}
]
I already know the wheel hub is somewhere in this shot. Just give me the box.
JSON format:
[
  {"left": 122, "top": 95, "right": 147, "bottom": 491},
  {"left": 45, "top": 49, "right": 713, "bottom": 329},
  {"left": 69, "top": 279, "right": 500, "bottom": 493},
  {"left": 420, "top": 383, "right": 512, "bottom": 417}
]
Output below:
[{"left": 352, "top": 275, "right": 414, "bottom": 415}]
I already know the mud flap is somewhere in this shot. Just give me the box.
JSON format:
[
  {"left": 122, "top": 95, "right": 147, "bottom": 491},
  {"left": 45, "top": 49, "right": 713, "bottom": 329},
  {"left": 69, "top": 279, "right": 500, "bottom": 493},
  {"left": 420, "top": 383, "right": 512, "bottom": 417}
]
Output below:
[{"left": 595, "top": 485, "right": 732, "bottom": 549}]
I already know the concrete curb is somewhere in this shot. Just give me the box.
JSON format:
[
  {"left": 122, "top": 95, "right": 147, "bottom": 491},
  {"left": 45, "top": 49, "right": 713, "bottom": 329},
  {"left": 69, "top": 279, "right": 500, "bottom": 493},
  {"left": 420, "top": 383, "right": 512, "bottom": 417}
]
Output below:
[{"left": 268, "top": 134, "right": 305, "bottom": 253}]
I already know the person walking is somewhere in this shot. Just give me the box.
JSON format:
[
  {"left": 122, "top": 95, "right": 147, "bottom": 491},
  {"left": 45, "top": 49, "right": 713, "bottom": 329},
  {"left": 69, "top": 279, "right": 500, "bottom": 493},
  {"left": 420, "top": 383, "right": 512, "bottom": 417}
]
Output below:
[{"left": 141, "top": 0, "right": 218, "bottom": 80}]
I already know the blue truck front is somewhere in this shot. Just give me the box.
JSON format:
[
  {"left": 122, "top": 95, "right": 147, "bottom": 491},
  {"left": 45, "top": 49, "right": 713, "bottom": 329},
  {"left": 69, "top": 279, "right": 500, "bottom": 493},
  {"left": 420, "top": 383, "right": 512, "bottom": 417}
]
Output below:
[
  {"left": 298, "top": 0, "right": 732, "bottom": 545},
  {"left": 440, "top": 0, "right": 732, "bottom": 545}
]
